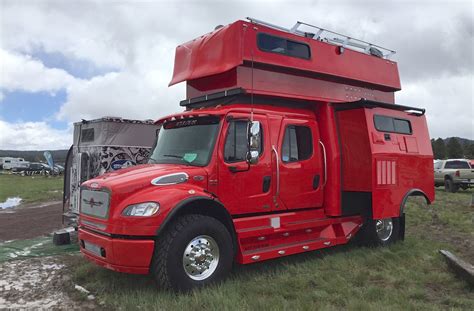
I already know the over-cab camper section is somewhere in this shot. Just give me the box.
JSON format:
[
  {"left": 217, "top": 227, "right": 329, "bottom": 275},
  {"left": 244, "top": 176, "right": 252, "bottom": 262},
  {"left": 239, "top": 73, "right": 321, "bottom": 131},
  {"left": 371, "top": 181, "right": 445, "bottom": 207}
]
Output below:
[{"left": 169, "top": 18, "right": 434, "bottom": 220}]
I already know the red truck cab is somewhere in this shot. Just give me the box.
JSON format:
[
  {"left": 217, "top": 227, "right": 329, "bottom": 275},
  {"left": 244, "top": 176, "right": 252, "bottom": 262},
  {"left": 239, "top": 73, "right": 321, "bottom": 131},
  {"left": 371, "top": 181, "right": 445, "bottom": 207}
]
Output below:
[{"left": 78, "top": 18, "right": 435, "bottom": 291}]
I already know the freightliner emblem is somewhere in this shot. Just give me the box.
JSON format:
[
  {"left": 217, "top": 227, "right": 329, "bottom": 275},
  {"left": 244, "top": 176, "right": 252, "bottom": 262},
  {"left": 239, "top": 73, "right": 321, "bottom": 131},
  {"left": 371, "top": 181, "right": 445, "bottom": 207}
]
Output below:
[{"left": 83, "top": 197, "right": 103, "bottom": 208}]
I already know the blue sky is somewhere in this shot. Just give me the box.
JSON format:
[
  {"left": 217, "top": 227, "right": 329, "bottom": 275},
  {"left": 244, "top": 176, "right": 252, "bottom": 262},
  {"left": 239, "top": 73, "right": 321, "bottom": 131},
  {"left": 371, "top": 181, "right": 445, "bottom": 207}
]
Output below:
[
  {"left": 0, "top": 49, "right": 117, "bottom": 131},
  {"left": 0, "top": 90, "right": 68, "bottom": 129},
  {"left": 32, "top": 49, "right": 117, "bottom": 80}
]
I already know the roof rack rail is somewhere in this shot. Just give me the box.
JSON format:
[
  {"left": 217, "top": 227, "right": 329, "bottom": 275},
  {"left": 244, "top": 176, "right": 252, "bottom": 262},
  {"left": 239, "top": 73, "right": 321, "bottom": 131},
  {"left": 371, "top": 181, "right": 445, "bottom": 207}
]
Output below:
[{"left": 246, "top": 17, "right": 396, "bottom": 59}]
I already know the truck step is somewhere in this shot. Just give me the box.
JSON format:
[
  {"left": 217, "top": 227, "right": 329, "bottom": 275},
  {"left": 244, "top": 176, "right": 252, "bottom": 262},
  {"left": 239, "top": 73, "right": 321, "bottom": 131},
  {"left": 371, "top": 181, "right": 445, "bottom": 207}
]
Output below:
[{"left": 233, "top": 211, "right": 362, "bottom": 264}]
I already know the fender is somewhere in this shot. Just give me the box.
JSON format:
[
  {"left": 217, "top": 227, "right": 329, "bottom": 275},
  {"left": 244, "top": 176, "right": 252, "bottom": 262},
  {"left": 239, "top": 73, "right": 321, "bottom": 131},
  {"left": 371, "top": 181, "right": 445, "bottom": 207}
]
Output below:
[
  {"left": 400, "top": 188, "right": 431, "bottom": 214},
  {"left": 156, "top": 195, "right": 238, "bottom": 254}
]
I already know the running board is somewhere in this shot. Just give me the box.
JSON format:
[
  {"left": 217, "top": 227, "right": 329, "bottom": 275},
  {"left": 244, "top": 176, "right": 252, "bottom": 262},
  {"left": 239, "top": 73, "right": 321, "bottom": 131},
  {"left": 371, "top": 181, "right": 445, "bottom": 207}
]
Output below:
[{"left": 233, "top": 209, "right": 363, "bottom": 264}]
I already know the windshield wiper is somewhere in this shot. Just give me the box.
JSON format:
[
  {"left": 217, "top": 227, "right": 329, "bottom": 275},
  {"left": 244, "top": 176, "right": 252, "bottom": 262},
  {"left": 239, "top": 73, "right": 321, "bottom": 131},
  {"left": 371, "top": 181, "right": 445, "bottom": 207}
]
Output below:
[{"left": 162, "top": 154, "right": 183, "bottom": 159}]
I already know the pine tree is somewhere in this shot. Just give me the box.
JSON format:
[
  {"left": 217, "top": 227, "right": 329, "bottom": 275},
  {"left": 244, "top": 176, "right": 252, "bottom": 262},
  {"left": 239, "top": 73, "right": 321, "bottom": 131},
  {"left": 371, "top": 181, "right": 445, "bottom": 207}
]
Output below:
[
  {"left": 464, "top": 143, "right": 474, "bottom": 159},
  {"left": 446, "top": 138, "right": 463, "bottom": 159},
  {"left": 432, "top": 138, "right": 446, "bottom": 159}
]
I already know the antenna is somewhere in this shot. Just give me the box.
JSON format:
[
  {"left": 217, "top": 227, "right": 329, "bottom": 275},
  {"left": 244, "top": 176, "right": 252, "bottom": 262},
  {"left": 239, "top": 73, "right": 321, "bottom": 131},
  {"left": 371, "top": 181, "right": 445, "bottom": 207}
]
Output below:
[{"left": 250, "top": 50, "right": 254, "bottom": 122}]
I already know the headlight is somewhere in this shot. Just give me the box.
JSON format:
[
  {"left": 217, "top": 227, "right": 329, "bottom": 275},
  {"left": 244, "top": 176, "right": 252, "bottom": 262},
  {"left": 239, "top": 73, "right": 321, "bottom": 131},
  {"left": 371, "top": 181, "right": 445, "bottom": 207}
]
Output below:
[{"left": 122, "top": 202, "right": 160, "bottom": 217}]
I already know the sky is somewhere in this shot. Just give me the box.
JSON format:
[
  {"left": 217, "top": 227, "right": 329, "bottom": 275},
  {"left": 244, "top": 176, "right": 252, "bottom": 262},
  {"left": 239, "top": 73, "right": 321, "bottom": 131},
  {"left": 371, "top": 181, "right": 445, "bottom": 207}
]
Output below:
[{"left": 0, "top": 0, "right": 472, "bottom": 150}]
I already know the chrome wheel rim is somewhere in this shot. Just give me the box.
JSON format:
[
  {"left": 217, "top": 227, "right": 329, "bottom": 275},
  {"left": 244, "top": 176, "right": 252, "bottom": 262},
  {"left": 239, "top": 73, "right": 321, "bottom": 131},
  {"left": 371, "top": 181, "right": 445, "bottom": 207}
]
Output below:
[
  {"left": 375, "top": 219, "right": 393, "bottom": 242},
  {"left": 182, "top": 235, "right": 219, "bottom": 281}
]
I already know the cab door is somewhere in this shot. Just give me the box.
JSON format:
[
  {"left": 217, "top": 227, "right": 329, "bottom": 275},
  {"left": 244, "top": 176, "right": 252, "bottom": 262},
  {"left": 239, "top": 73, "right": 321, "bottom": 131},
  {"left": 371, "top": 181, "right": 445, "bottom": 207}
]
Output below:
[
  {"left": 277, "top": 118, "right": 324, "bottom": 210},
  {"left": 217, "top": 113, "right": 274, "bottom": 215}
]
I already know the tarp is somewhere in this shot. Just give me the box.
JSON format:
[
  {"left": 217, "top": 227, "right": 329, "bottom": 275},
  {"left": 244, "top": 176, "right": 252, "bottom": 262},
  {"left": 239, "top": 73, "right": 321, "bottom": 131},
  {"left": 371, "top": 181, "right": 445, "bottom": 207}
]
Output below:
[{"left": 0, "top": 237, "right": 79, "bottom": 263}]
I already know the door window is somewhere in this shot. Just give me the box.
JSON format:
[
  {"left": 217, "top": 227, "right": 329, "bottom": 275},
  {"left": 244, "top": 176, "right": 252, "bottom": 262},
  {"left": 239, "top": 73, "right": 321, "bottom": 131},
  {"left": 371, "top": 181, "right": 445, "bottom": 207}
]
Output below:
[
  {"left": 224, "top": 121, "right": 263, "bottom": 163},
  {"left": 281, "top": 125, "right": 313, "bottom": 162}
]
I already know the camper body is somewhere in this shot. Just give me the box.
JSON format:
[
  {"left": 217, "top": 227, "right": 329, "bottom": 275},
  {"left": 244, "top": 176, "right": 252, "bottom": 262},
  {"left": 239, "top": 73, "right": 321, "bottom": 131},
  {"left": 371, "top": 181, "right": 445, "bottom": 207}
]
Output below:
[
  {"left": 1, "top": 157, "right": 29, "bottom": 170},
  {"left": 78, "top": 19, "right": 435, "bottom": 291},
  {"left": 63, "top": 118, "right": 159, "bottom": 223}
]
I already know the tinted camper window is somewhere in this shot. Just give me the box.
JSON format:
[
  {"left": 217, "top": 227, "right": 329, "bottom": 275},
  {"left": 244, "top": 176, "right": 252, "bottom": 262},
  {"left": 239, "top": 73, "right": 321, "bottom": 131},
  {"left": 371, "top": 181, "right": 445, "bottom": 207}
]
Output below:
[
  {"left": 81, "top": 128, "right": 95, "bottom": 142},
  {"left": 374, "top": 115, "right": 412, "bottom": 135},
  {"left": 258, "top": 33, "right": 311, "bottom": 59}
]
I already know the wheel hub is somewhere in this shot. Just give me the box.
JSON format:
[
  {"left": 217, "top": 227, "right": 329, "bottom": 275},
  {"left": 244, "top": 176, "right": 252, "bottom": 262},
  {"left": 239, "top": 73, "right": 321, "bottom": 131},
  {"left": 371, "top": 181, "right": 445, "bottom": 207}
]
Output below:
[
  {"left": 183, "top": 235, "right": 219, "bottom": 280},
  {"left": 375, "top": 218, "right": 393, "bottom": 242}
]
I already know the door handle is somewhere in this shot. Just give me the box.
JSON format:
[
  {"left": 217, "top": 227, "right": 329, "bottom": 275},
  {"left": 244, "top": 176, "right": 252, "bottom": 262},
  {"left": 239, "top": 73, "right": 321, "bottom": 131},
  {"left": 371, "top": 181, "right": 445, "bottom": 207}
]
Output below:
[
  {"left": 262, "top": 176, "right": 271, "bottom": 193},
  {"left": 313, "top": 175, "right": 320, "bottom": 189}
]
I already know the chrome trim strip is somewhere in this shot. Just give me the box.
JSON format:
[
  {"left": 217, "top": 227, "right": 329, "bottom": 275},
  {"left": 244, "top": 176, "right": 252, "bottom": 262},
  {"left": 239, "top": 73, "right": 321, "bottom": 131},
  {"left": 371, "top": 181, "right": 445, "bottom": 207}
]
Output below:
[
  {"left": 272, "top": 145, "right": 280, "bottom": 207},
  {"left": 151, "top": 172, "right": 189, "bottom": 186},
  {"left": 319, "top": 140, "right": 327, "bottom": 187},
  {"left": 81, "top": 219, "right": 107, "bottom": 231}
]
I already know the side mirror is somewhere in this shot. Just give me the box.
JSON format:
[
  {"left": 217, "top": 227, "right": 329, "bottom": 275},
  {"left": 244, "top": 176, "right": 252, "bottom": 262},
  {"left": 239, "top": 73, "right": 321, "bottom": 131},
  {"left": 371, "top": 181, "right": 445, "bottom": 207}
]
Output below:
[{"left": 247, "top": 121, "right": 261, "bottom": 165}]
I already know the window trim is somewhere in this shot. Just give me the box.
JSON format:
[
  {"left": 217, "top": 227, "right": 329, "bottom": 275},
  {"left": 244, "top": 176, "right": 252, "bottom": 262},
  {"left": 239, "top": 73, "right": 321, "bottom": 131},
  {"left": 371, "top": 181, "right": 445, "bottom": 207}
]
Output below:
[
  {"left": 373, "top": 115, "right": 412, "bottom": 135},
  {"left": 223, "top": 120, "right": 264, "bottom": 164},
  {"left": 257, "top": 33, "right": 311, "bottom": 60},
  {"left": 281, "top": 125, "right": 313, "bottom": 163}
]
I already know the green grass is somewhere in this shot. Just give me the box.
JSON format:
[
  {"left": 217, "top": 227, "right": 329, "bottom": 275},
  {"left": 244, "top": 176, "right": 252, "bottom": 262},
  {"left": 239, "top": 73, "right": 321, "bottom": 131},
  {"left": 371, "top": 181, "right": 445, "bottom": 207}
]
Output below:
[
  {"left": 70, "top": 189, "right": 474, "bottom": 310},
  {"left": 0, "top": 173, "right": 63, "bottom": 203}
]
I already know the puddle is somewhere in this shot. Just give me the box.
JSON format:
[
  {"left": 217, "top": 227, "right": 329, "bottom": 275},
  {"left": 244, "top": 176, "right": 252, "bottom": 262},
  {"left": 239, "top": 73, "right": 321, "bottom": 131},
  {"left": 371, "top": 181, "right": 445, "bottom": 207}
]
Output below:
[{"left": 0, "top": 197, "right": 22, "bottom": 209}]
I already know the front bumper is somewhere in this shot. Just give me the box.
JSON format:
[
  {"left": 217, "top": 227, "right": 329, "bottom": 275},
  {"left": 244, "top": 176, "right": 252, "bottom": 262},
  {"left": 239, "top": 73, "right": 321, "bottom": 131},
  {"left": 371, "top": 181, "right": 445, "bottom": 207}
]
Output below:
[{"left": 78, "top": 227, "right": 155, "bottom": 274}]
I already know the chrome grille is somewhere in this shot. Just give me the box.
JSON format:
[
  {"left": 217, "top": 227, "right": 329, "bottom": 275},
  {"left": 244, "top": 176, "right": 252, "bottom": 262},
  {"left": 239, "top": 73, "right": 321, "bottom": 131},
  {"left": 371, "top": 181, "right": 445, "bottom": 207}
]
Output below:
[{"left": 80, "top": 189, "right": 110, "bottom": 219}]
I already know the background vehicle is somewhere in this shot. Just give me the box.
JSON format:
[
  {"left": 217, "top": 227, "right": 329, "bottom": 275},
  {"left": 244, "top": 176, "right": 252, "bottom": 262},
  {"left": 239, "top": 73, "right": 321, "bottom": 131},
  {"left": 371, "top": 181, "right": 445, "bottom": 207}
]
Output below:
[
  {"left": 78, "top": 18, "right": 434, "bottom": 291},
  {"left": 12, "top": 162, "right": 51, "bottom": 175},
  {"left": 434, "top": 159, "right": 474, "bottom": 192},
  {"left": 2, "top": 157, "right": 29, "bottom": 170},
  {"left": 62, "top": 117, "right": 159, "bottom": 225}
]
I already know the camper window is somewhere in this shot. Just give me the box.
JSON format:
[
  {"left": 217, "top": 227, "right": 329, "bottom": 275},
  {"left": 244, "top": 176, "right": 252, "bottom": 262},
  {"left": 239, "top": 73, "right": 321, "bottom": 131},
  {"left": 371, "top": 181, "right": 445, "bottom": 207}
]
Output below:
[
  {"left": 374, "top": 115, "right": 412, "bottom": 135},
  {"left": 81, "top": 128, "right": 95, "bottom": 142},
  {"left": 257, "top": 33, "right": 311, "bottom": 59}
]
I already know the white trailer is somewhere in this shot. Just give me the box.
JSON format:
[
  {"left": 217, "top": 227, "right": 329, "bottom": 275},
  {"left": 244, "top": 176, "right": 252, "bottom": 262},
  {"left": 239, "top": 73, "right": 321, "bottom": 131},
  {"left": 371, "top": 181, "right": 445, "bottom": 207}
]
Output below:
[{"left": 1, "top": 157, "right": 30, "bottom": 170}]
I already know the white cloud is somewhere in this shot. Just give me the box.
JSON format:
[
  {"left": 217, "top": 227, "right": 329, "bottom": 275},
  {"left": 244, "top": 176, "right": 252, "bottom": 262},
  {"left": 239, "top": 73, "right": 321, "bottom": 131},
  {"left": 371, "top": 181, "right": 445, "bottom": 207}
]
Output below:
[
  {"left": 397, "top": 74, "right": 474, "bottom": 139},
  {"left": 0, "top": 0, "right": 472, "bottom": 150},
  {"left": 0, "top": 49, "right": 76, "bottom": 92},
  {"left": 58, "top": 71, "right": 185, "bottom": 122},
  {"left": 0, "top": 120, "right": 72, "bottom": 150}
]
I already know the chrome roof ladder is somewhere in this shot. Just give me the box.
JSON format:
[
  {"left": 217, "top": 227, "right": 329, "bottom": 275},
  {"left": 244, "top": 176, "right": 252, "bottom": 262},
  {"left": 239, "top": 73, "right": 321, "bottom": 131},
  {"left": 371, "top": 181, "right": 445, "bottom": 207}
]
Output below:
[{"left": 247, "top": 17, "right": 396, "bottom": 59}]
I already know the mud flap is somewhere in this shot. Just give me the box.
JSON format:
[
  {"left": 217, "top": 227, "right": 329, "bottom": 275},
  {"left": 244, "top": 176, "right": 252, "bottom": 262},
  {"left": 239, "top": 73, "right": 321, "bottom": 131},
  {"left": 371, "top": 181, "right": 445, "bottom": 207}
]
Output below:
[{"left": 399, "top": 213, "right": 405, "bottom": 241}]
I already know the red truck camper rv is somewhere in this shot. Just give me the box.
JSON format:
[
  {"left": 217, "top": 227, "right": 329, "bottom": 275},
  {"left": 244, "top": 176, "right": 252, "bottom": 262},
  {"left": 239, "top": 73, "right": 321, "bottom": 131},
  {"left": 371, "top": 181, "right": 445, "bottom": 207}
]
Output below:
[{"left": 78, "top": 18, "right": 435, "bottom": 291}]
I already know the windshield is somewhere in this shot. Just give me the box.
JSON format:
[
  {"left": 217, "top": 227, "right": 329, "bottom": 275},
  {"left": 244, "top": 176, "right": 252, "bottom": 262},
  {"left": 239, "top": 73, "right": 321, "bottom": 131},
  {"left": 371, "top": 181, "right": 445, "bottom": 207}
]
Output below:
[{"left": 149, "top": 116, "right": 221, "bottom": 167}]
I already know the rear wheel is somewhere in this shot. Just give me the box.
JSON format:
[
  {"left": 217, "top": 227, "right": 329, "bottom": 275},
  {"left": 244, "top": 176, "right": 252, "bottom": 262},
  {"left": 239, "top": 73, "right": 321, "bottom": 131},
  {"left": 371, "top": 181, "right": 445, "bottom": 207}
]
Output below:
[
  {"left": 151, "top": 214, "right": 233, "bottom": 292},
  {"left": 361, "top": 217, "right": 400, "bottom": 246},
  {"left": 444, "top": 179, "right": 459, "bottom": 193}
]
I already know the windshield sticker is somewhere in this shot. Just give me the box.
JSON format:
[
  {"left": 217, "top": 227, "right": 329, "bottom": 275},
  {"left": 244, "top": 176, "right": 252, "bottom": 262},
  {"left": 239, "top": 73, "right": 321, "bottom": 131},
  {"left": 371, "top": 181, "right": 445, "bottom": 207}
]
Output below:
[{"left": 183, "top": 153, "right": 198, "bottom": 163}]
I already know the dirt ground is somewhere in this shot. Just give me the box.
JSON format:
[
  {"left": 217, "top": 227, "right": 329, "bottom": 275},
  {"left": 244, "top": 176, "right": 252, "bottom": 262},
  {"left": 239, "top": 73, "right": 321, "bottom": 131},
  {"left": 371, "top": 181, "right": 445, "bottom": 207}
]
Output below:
[
  {"left": 0, "top": 255, "right": 96, "bottom": 309},
  {"left": 0, "top": 201, "right": 63, "bottom": 241},
  {"left": 0, "top": 201, "right": 97, "bottom": 309}
]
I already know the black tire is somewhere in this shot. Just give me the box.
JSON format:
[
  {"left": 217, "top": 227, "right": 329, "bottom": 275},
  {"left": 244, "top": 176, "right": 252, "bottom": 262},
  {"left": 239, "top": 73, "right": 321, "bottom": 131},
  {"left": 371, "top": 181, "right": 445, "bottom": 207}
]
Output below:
[
  {"left": 444, "top": 179, "right": 459, "bottom": 193},
  {"left": 151, "top": 214, "right": 233, "bottom": 292},
  {"left": 360, "top": 217, "right": 400, "bottom": 247}
]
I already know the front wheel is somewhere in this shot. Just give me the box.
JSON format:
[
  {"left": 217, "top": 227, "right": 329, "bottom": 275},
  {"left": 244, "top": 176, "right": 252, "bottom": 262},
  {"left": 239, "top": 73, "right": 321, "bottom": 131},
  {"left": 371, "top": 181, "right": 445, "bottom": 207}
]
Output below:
[
  {"left": 360, "top": 217, "right": 400, "bottom": 246},
  {"left": 151, "top": 214, "right": 233, "bottom": 292}
]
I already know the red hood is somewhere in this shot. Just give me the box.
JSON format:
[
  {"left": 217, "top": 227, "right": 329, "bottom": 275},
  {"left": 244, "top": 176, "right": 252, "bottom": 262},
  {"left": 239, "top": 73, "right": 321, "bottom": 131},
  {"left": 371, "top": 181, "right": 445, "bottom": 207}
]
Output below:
[{"left": 82, "top": 164, "right": 208, "bottom": 193}]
